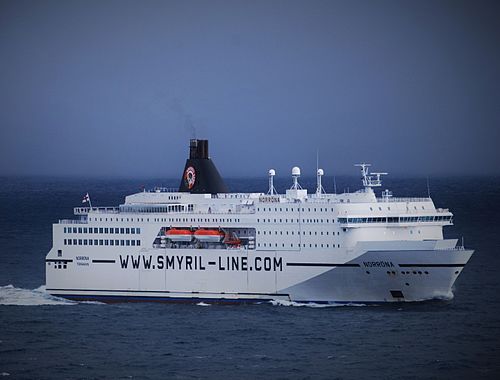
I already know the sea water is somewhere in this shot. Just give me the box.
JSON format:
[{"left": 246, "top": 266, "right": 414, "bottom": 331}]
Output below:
[{"left": 1, "top": 176, "right": 499, "bottom": 379}]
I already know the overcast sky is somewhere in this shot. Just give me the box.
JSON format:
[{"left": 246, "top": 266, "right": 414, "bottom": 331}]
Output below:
[{"left": 0, "top": 0, "right": 499, "bottom": 179}]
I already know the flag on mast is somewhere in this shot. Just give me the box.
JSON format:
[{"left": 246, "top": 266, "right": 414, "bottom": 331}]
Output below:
[{"left": 82, "top": 193, "right": 92, "bottom": 208}]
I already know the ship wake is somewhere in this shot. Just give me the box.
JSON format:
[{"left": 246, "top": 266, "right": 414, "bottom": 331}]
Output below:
[
  {"left": 0, "top": 285, "right": 102, "bottom": 306},
  {"left": 269, "top": 299, "right": 369, "bottom": 308}
]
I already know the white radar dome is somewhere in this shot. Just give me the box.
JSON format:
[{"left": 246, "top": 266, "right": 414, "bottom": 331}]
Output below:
[
  {"left": 268, "top": 169, "right": 276, "bottom": 176},
  {"left": 317, "top": 169, "right": 324, "bottom": 176},
  {"left": 292, "top": 166, "right": 301, "bottom": 176}
]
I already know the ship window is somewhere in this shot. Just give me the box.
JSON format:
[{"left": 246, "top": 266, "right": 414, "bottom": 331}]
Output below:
[
  {"left": 105, "top": 240, "right": 109, "bottom": 246},
  {"left": 68, "top": 239, "right": 72, "bottom": 245},
  {"left": 120, "top": 240, "right": 125, "bottom": 246},
  {"left": 105, "top": 228, "right": 109, "bottom": 233},
  {"left": 64, "top": 239, "right": 67, "bottom": 245},
  {"left": 72, "top": 228, "right": 77, "bottom": 233},
  {"left": 120, "top": 228, "right": 125, "bottom": 234},
  {"left": 99, "top": 239, "right": 103, "bottom": 245},
  {"left": 63, "top": 227, "right": 66, "bottom": 233},
  {"left": 94, "top": 228, "right": 98, "bottom": 233},
  {"left": 131, "top": 240, "right": 136, "bottom": 246},
  {"left": 78, "top": 239, "right": 82, "bottom": 245},
  {"left": 99, "top": 228, "right": 103, "bottom": 233},
  {"left": 136, "top": 240, "right": 140, "bottom": 246},
  {"left": 89, "top": 240, "right": 93, "bottom": 246},
  {"left": 126, "top": 240, "right": 130, "bottom": 246},
  {"left": 126, "top": 228, "right": 130, "bottom": 234},
  {"left": 131, "top": 228, "right": 135, "bottom": 234},
  {"left": 115, "top": 240, "right": 119, "bottom": 245},
  {"left": 58, "top": 249, "right": 62, "bottom": 257},
  {"left": 94, "top": 239, "right": 98, "bottom": 245},
  {"left": 84, "top": 239, "right": 88, "bottom": 245},
  {"left": 83, "top": 227, "right": 87, "bottom": 233}
]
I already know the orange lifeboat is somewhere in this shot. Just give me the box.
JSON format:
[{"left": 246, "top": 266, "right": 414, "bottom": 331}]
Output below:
[
  {"left": 194, "top": 229, "right": 225, "bottom": 243},
  {"left": 165, "top": 229, "right": 193, "bottom": 242}
]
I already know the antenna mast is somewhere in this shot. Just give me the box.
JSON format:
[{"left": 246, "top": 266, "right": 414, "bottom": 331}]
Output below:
[
  {"left": 267, "top": 169, "right": 277, "bottom": 195},
  {"left": 316, "top": 169, "right": 325, "bottom": 196}
]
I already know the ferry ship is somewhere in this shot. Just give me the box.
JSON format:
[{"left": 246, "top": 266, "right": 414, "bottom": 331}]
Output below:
[{"left": 45, "top": 139, "right": 474, "bottom": 303}]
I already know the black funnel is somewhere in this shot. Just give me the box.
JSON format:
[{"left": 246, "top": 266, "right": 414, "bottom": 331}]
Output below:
[{"left": 178, "top": 139, "right": 228, "bottom": 194}]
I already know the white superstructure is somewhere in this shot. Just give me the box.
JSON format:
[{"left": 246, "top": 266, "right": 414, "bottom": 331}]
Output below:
[{"left": 45, "top": 140, "right": 473, "bottom": 303}]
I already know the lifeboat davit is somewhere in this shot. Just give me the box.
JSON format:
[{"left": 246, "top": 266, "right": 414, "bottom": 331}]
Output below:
[
  {"left": 165, "top": 229, "right": 193, "bottom": 242},
  {"left": 194, "top": 229, "right": 225, "bottom": 243},
  {"left": 223, "top": 233, "right": 241, "bottom": 246}
]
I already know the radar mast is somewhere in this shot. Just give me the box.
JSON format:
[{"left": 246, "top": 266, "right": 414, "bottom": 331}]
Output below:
[{"left": 354, "top": 163, "right": 387, "bottom": 190}]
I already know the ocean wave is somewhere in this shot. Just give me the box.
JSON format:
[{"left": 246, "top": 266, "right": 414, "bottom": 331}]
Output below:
[
  {"left": 0, "top": 284, "right": 76, "bottom": 306},
  {"left": 269, "top": 299, "right": 368, "bottom": 308}
]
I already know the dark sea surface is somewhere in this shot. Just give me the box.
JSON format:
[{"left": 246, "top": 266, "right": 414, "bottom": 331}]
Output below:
[{"left": 1, "top": 176, "right": 499, "bottom": 379}]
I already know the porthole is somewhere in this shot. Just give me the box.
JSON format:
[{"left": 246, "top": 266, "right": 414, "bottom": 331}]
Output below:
[
  {"left": 366, "top": 271, "right": 370, "bottom": 274},
  {"left": 405, "top": 283, "right": 410, "bottom": 286}
]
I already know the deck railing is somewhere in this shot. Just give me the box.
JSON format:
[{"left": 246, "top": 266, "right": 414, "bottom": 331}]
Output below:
[
  {"left": 74, "top": 207, "right": 120, "bottom": 215},
  {"left": 376, "top": 197, "right": 431, "bottom": 203}
]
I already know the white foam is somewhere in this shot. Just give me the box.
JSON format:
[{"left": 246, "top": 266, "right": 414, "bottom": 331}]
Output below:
[
  {"left": 0, "top": 284, "right": 76, "bottom": 306},
  {"left": 196, "top": 302, "right": 211, "bottom": 307},
  {"left": 269, "top": 299, "right": 368, "bottom": 308},
  {"left": 430, "top": 290, "right": 454, "bottom": 301}
]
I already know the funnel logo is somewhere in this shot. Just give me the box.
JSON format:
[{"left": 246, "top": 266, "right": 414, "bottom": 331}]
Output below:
[{"left": 184, "top": 166, "right": 196, "bottom": 189}]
